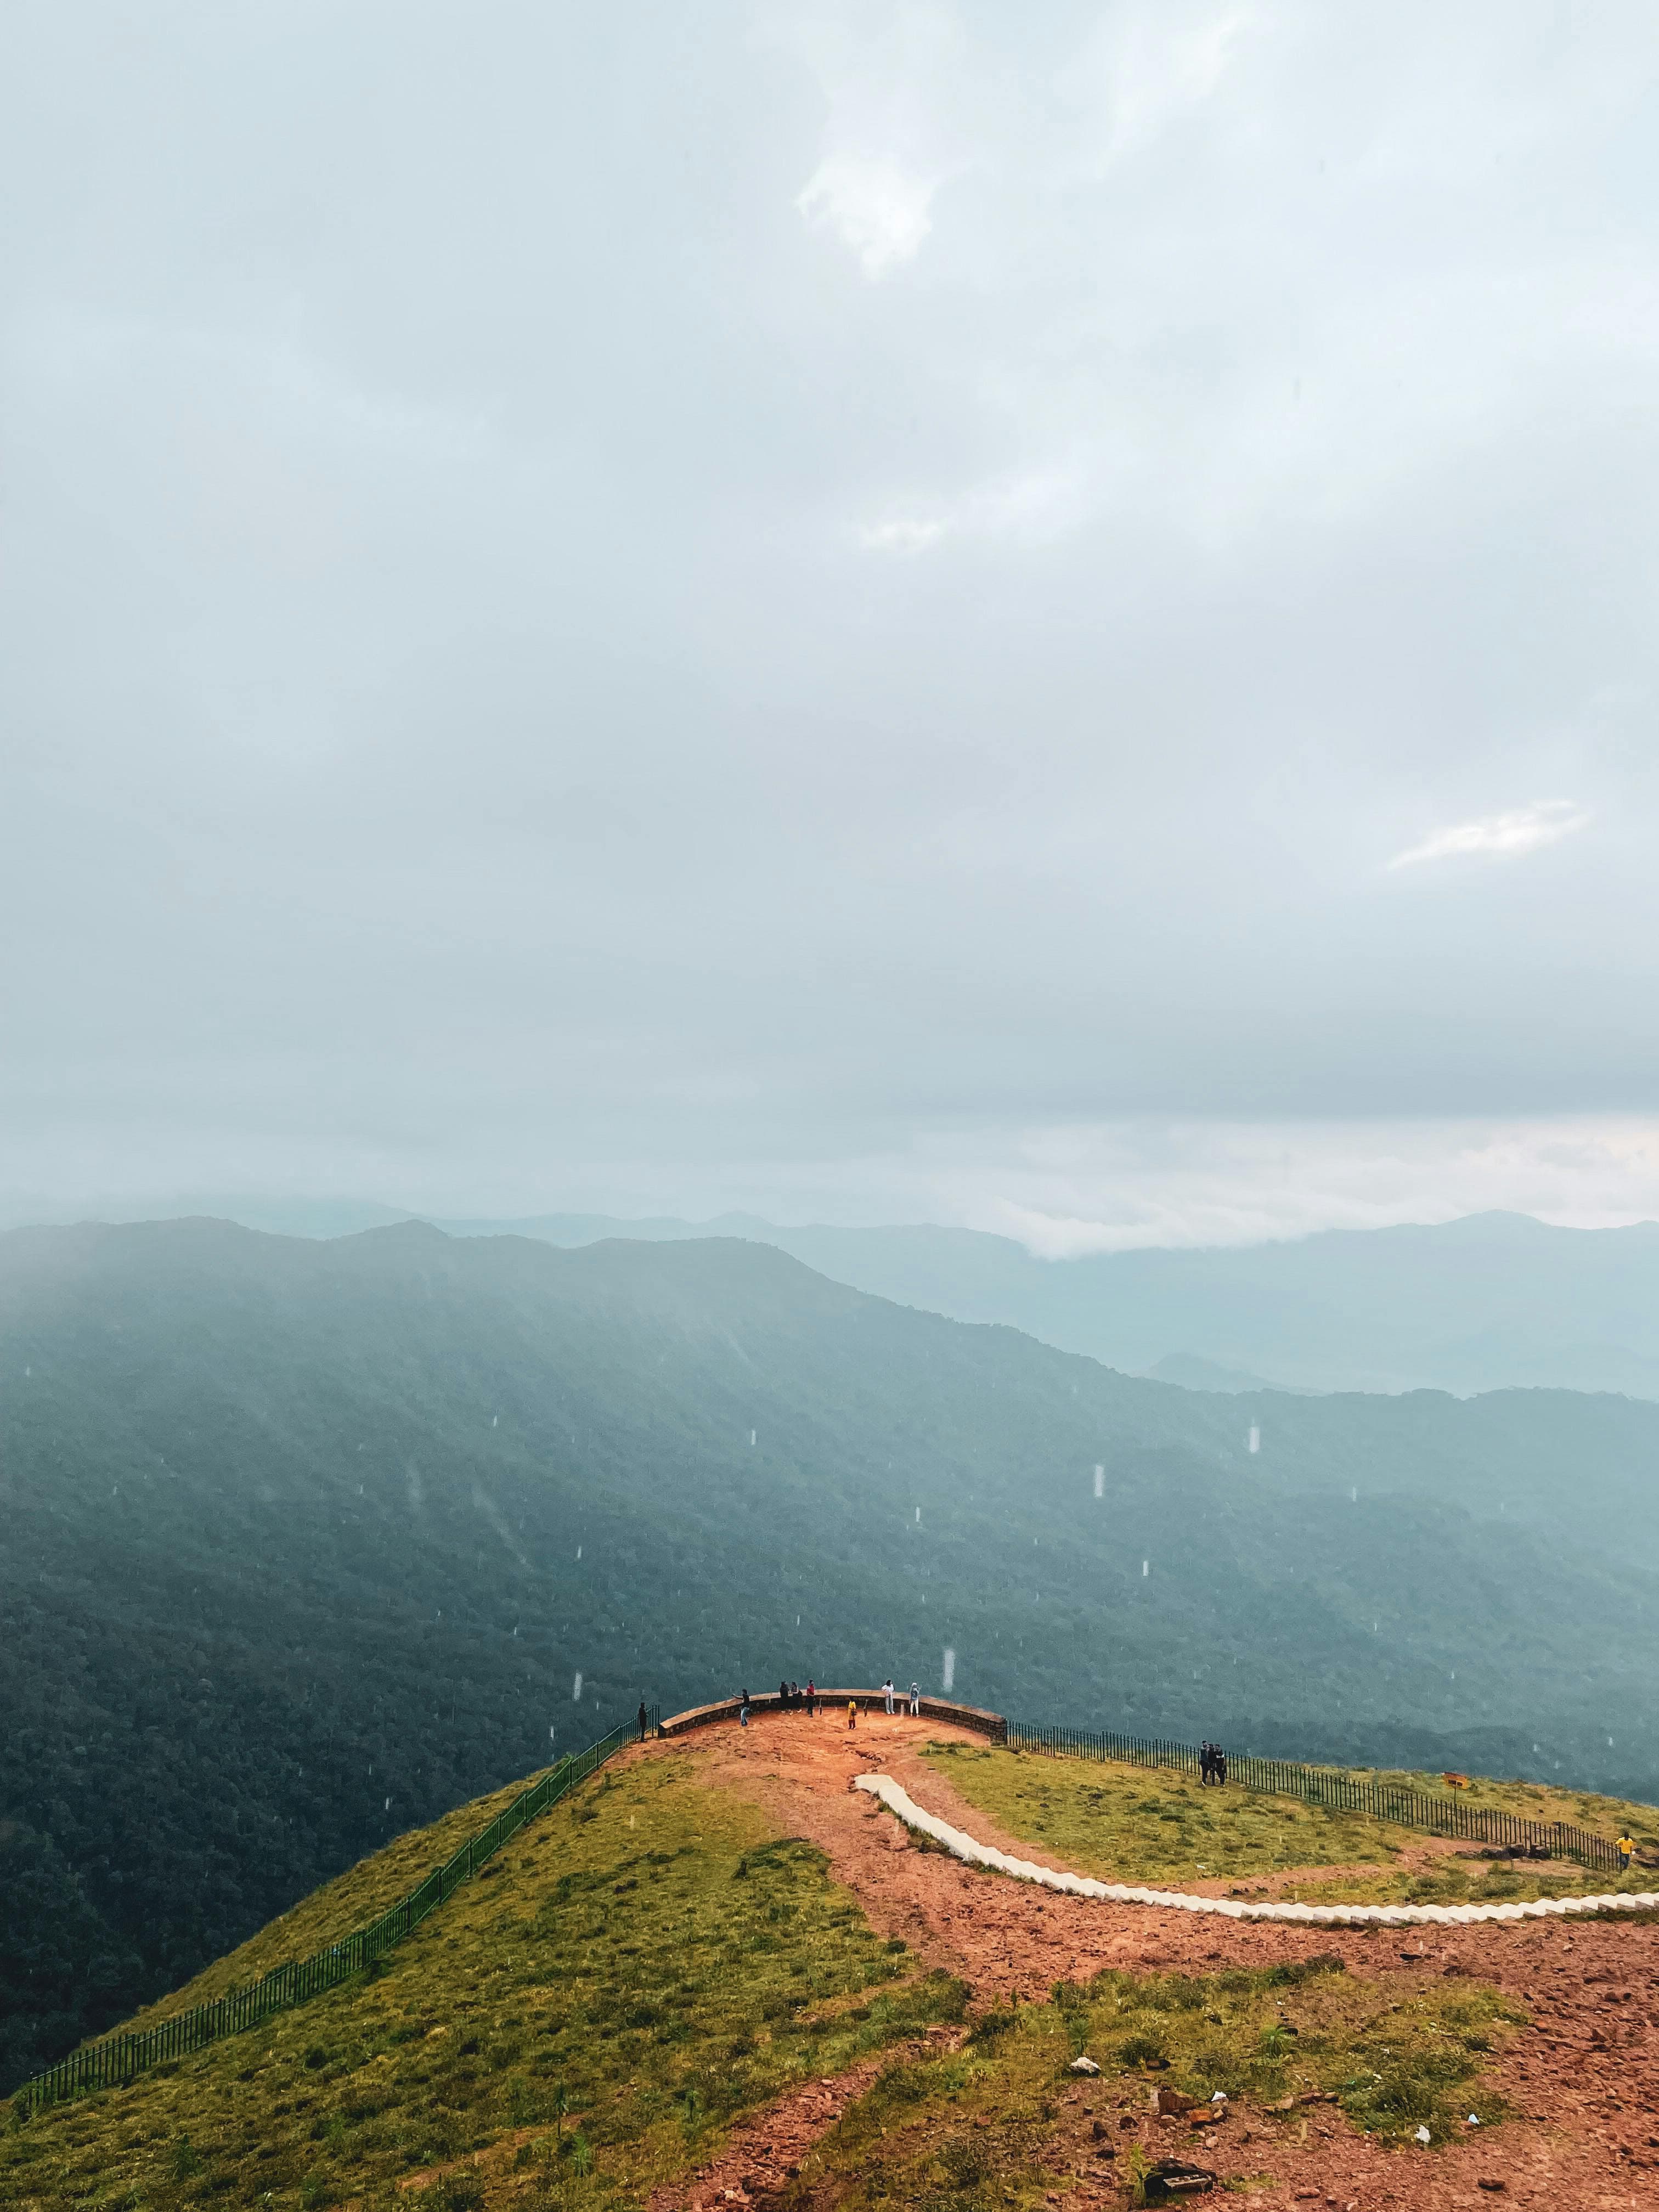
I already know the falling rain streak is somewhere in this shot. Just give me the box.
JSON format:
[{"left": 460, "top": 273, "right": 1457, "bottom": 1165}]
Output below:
[
  {"left": 572, "top": 1672, "right": 583, "bottom": 1701},
  {"left": 1093, "top": 1464, "right": 1104, "bottom": 1498},
  {"left": 1248, "top": 1425, "right": 1260, "bottom": 1454},
  {"left": 941, "top": 1647, "right": 955, "bottom": 1692}
]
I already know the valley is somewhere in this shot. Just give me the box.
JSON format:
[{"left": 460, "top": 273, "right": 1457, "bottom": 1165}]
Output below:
[{"left": 5, "top": 1216, "right": 1659, "bottom": 2092}]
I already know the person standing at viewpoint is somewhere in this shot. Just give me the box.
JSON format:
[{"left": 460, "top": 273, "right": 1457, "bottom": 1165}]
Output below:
[
  {"left": 884, "top": 1678, "right": 895, "bottom": 1714},
  {"left": 847, "top": 1699, "right": 857, "bottom": 1731},
  {"left": 909, "top": 1681, "right": 921, "bottom": 1716}
]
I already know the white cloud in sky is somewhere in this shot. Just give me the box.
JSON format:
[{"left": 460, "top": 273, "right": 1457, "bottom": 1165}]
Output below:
[
  {"left": 855, "top": 466, "right": 1088, "bottom": 555},
  {"left": 795, "top": 154, "right": 938, "bottom": 276},
  {"left": 856, "top": 513, "right": 949, "bottom": 555},
  {"left": 1087, "top": 4, "right": 1254, "bottom": 162},
  {"left": 964, "top": 1115, "right": 1659, "bottom": 1256},
  {"left": 1387, "top": 800, "right": 1592, "bottom": 870},
  {"left": 6, "top": 5, "right": 1659, "bottom": 1242}
]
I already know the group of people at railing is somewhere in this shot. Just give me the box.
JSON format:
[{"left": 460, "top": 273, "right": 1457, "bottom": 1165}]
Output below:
[
  {"left": 736, "top": 1681, "right": 819, "bottom": 1723},
  {"left": 726, "top": 1679, "right": 926, "bottom": 1726}
]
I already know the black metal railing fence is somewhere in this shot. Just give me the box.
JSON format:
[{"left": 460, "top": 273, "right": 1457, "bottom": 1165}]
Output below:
[{"left": 15, "top": 1707, "right": 656, "bottom": 2116}]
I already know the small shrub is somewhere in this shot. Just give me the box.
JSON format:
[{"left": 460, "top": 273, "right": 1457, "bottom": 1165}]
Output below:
[
  {"left": 873, "top": 2061, "right": 932, "bottom": 2105},
  {"left": 940, "top": 2134, "right": 989, "bottom": 2185}
]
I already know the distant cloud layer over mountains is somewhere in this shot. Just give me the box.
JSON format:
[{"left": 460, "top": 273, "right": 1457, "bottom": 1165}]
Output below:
[{"left": 2, "top": 3, "right": 1657, "bottom": 1237}]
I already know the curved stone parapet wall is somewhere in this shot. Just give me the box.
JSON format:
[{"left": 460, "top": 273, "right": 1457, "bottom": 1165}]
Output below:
[
  {"left": 855, "top": 1774, "right": 1658, "bottom": 1929},
  {"left": 660, "top": 1690, "right": 1007, "bottom": 1741}
]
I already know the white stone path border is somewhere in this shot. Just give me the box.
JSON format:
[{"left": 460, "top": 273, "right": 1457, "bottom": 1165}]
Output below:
[{"left": 854, "top": 1774, "right": 1659, "bottom": 1929}]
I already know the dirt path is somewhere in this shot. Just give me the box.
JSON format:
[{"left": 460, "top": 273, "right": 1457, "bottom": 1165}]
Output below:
[
  {"left": 645, "top": 2028, "right": 964, "bottom": 2211},
  {"left": 625, "top": 1714, "right": 1659, "bottom": 2211}
]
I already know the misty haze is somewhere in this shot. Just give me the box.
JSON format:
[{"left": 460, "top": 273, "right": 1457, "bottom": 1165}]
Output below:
[{"left": 3, "top": 7, "right": 1658, "bottom": 2204}]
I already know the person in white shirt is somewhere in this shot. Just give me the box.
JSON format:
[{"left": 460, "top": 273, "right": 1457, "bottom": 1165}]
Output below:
[
  {"left": 883, "top": 1678, "right": 895, "bottom": 1714},
  {"left": 909, "top": 1682, "right": 921, "bottom": 1716}
]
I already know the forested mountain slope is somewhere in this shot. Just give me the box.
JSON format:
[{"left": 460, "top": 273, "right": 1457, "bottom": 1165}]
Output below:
[
  {"left": 446, "top": 1206, "right": 1659, "bottom": 1398},
  {"left": 3, "top": 1216, "right": 1657, "bottom": 2088}
]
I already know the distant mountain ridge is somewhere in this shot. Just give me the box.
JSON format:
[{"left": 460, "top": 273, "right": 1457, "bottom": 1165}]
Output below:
[
  {"left": 426, "top": 1206, "right": 1659, "bottom": 1400},
  {"left": 16, "top": 1200, "right": 1658, "bottom": 1398},
  {"left": 6, "top": 1214, "right": 1659, "bottom": 2087},
  {"left": 1141, "top": 1352, "right": 1314, "bottom": 1395}
]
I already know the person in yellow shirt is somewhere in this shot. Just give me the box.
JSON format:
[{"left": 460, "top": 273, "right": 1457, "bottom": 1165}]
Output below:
[
  {"left": 1617, "top": 1833, "right": 1636, "bottom": 1872},
  {"left": 847, "top": 1699, "right": 857, "bottom": 1731}
]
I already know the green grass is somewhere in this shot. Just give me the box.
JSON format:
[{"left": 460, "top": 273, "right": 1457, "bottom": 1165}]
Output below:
[
  {"left": 119, "top": 1773, "right": 542, "bottom": 2033},
  {"left": 1359, "top": 1766, "right": 1659, "bottom": 1844},
  {"left": 1058, "top": 1955, "right": 1519, "bottom": 2140},
  {"left": 922, "top": 1743, "right": 1659, "bottom": 1904},
  {"left": 778, "top": 1954, "right": 1520, "bottom": 2211},
  {"left": 0, "top": 1751, "right": 965, "bottom": 2212},
  {"left": 2, "top": 1747, "right": 1536, "bottom": 2211}
]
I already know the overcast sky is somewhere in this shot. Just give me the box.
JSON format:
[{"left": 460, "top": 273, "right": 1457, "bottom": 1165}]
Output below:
[{"left": 4, "top": 3, "right": 1658, "bottom": 1248}]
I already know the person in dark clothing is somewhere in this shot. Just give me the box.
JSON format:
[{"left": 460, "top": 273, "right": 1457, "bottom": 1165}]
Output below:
[
  {"left": 779, "top": 1679, "right": 789, "bottom": 1709},
  {"left": 1214, "top": 1746, "right": 1227, "bottom": 1785},
  {"left": 637, "top": 1701, "right": 648, "bottom": 1742},
  {"left": 1199, "top": 1742, "right": 1212, "bottom": 1785}
]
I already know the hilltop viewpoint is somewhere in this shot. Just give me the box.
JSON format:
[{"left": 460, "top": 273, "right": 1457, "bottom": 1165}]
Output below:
[{"left": 8, "top": 1696, "right": 1659, "bottom": 2211}]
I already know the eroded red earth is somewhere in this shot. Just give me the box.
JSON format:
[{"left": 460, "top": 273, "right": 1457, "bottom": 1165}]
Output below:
[{"left": 634, "top": 1711, "right": 1659, "bottom": 2212}]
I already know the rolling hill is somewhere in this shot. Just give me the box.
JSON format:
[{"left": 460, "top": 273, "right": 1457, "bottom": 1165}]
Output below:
[
  {"left": 39, "top": 1199, "right": 1659, "bottom": 1396},
  {"left": 7, "top": 1710, "right": 1646, "bottom": 2209},
  {"left": 3, "top": 1215, "right": 1658, "bottom": 2089},
  {"left": 436, "top": 1206, "right": 1659, "bottom": 1400}
]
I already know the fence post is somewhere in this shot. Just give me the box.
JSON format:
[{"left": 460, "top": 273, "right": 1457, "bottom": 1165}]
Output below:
[{"left": 17, "top": 1708, "right": 641, "bottom": 2115}]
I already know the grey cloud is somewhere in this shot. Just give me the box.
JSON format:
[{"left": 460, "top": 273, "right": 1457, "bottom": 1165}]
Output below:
[{"left": 2, "top": 3, "right": 1657, "bottom": 1229}]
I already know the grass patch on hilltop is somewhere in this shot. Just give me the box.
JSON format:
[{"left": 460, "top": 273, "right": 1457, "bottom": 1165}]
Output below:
[
  {"left": 1361, "top": 1767, "right": 1659, "bottom": 1847},
  {"left": 922, "top": 1743, "right": 1409, "bottom": 1887},
  {"left": 779, "top": 1954, "right": 1519, "bottom": 2210},
  {"left": 921, "top": 1743, "right": 1659, "bottom": 1903},
  {"left": 119, "top": 1774, "right": 541, "bottom": 2033},
  {"left": 1052, "top": 1954, "right": 1519, "bottom": 2141},
  {"left": 1, "top": 1752, "right": 966, "bottom": 2212}
]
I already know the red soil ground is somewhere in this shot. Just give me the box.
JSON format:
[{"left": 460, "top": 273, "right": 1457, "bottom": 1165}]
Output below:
[{"left": 630, "top": 1709, "right": 1659, "bottom": 2212}]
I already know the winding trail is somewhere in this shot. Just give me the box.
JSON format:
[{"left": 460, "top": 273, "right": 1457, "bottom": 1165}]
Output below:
[
  {"left": 854, "top": 1770, "right": 1659, "bottom": 1929},
  {"left": 635, "top": 1708, "right": 1659, "bottom": 2211}
]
